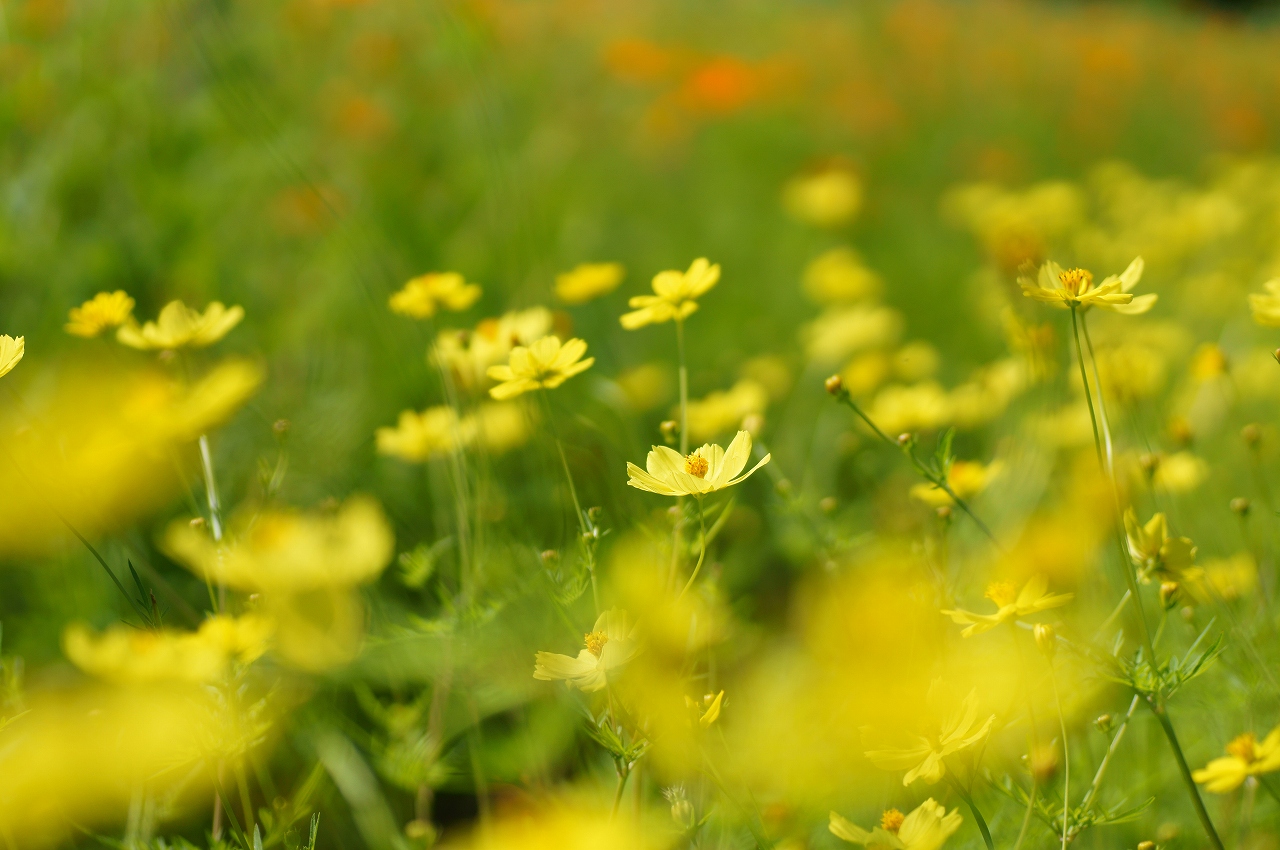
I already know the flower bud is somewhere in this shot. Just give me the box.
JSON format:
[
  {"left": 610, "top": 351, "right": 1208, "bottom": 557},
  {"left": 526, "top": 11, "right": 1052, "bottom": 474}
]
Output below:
[
  {"left": 741, "top": 412, "right": 765, "bottom": 436},
  {"left": 1138, "top": 453, "right": 1160, "bottom": 478},
  {"left": 1029, "top": 743, "right": 1059, "bottom": 782},
  {"left": 1095, "top": 713, "right": 1113, "bottom": 734},
  {"left": 540, "top": 549, "right": 559, "bottom": 564},
  {"left": 664, "top": 786, "right": 695, "bottom": 830},
  {"left": 775, "top": 478, "right": 793, "bottom": 497},
  {"left": 1273, "top": 348, "right": 1280, "bottom": 364},
  {"left": 660, "top": 420, "right": 679, "bottom": 444},
  {"left": 1231, "top": 497, "right": 1251, "bottom": 517},
  {"left": 1034, "top": 623, "right": 1056, "bottom": 659},
  {"left": 1242, "top": 423, "right": 1262, "bottom": 447},
  {"left": 824, "top": 374, "right": 844, "bottom": 396},
  {"left": 936, "top": 505, "right": 953, "bottom": 522},
  {"left": 1159, "top": 581, "right": 1180, "bottom": 610},
  {"left": 273, "top": 418, "right": 291, "bottom": 436},
  {"left": 897, "top": 432, "right": 913, "bottom": 447},
  {"left": 819, "top": 496, "right": 837, "bottom": 513},
  {"left": 1137, "top": 842, "right": 1155, "bottom": 850}
]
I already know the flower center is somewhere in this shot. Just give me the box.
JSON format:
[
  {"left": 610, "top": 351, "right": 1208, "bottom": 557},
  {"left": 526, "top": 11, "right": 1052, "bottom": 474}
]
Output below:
[
  {"left": 1058, "top": 267, "right": 1093, "bottom": 296},
  {"left": 1227, "top": 732, "right": 1258, "bottom": 763},
  {"left": 985, "top": 581, "right": 1018, "bottom": 607},
  {"left": 684, "top": 454, "right": 709, "bottom": 478},
  {"left": 879, "top": 809, "right": 904, "bottom": 833},
  {"left": 584, "top": 631, "right": 609, "bottom": 657}
]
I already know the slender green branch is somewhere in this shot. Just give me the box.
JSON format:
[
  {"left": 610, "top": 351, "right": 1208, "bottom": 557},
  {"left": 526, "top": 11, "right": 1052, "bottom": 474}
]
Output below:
[
  {"left": 1050, "top": 669, "right": 1069, "bottom": 850},
  {"left": 1079, "top": 695, "right": 1139, "bottom": 815},
  {"left": 1146, "top": 697, "right": 1224, "bottom": 850},
  {"left": 944, "top": 772, "right": 995, "bottom": 850},
  {"left": 676, "top": 318, "right": 689, "bottom": 456},
  {"left": 540, "top": 389, "right": 599, "bottom": 612},
  {"left": 676, "top": 497, "right": 707, "bottom": 601}
]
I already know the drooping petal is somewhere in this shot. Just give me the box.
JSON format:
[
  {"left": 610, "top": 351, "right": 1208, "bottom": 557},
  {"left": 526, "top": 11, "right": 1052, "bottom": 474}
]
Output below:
[
  {"left": 724, "top": 452, "right": 771, "bottom": 487},
  {"left": 533, "top": 651, "right": 597, "bottom": 683},
  {"left": 626, "top": 463, "right": 684, "bottom": 496}
]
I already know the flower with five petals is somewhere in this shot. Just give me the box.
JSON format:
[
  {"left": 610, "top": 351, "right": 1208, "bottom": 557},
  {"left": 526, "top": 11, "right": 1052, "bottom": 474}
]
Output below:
[
  {"left": 485, "top": 335, "right": 594, "bottom": 400},
  {"left": 533, "top": 608, "right": 639, "bottom": 692},
  {"left": 626, "top": 430, "right": 770, "bottom": 497},
  {"left": 1018, "top": 257, "right": 1155, "bottom": 314},
  {"left": 620, "top": 258, "right": 720, "bottom": 329}
]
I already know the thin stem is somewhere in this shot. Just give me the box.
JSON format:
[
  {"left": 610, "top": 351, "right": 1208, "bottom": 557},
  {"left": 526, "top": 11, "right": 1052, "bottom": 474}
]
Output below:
[
  {"left": 198, "top": 433, "right": 228, "bottom": 613},
  {"left": 677, "top": 497, "right": 707, "bottom": 601},
  {"left": 1011, "top": 781, "right": 1035, "bottom": 850},
  {"left": 944, "top": 773, "right": 995, "bottom": 850},
  {"left": 540, "top": 390, "right": 598, "bottom": 611},
  {"left": 676, "top": 318, "right": 688, "bottom": 456},
  {"left": 1079, "top": 695, "right": 1139, "bottom": 815},
  {"left": 1050, "top": 668, "right": 1069, "bottom": 850},
  {"left": 1146, "top": 697, "right": 1225, "bottom": 850},
  {"left": 610, "top": 766, "right": 630, "bottom": 818},
  {"left": 1258, "top": 774, "right": 1280, "bottom": 807},
  {"left": 1079, "top": 316, "right": 1114, "bottom": 475}
]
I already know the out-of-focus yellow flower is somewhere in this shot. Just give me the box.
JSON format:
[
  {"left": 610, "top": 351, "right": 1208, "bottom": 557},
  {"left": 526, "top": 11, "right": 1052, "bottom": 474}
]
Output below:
[
  {"left": 695, "top": 690, "right": 724, "bottom": 727},
  {"left": 1124, "top": 509, "right": 1196, "bottom": 583},
  {"left": 864, "top": 689, "right": 995, "bottom": 785},
  {"left": 941, "top": 575, "right": 1073, "bottom": 638},
  {"left": 1019, "top": 257, "right": 1155, "bottom": 314},
  {"left": 63, "top": 614, "right": 271, "bottom": 684},
  {"left": 1189, "top": 343, "right": 1229, "bottom": 381},
  {"left": 117, "top": 299, "right": 244, "bottom": 350},
  {"left": 841, "top": 351, "right": 892, "bottom": 397},
  {"left": 486, "top": 335, "right": 594, "bottom": 399},
  {"left": 686, "top": 379, "right": 768, "bottom": 441},
  {"left": 164, "top": 495, "right": 394, "bottom": 592},
  {"left": 783, "top": 165, "right": 861, "bottom": 228},
  {"left": 803, "top": 247, "right": 882, "bottom": 304},
  {"left": 868, "top": 382, "right": 951, "bottom": 434},
  {"left": 0, "top": 361, "right": 261, "bottom": 555},
  {"left": 555, "top": 262, "right": 625, "bottom": 304},
  {"left": 435, "top": 306, "right": 554, "bottom": 390},
  {"left": 830, "top": 798, "right": 962, "bottom": 850},
  {"left": 376, "top": 406, "right": 473, "bottom": 461},
  {"left": 1094, "top": 342, "right": 1167, "bottom": 405},
  {"left": 389, "top": 271, "right": 481, "bottom": 318},
  {"left": 533, "top": 608, "right": 639, "bottom": 692},
  {"left": 948, "top": 359, "right": 1030, "bottom": 429},
  {"left": 0, "top": 334, "right": 23, "bottom": 378},
  {"left": 615, "top": 363, "right": 674, "bottom": 411},
  {"left": 1200, "top": 553, "right": 1258, "bottom": 602},
  {"left": 440, "top": 801, "right": 664, "bottom": 850},
  {"left": 1151, "top": 451, "right": 1209, "bottom": 493},
  {"left": 627, "top": 430, "right": 770, "bottom": 497},
  {"left": 66, "top": 291, "right": 135, "bottom": 337},
  {"left": 804, "top": 304, "right": 902, "bottom": 363},
  {"left": 1248, "top": 279, "right": 1280, "bottom": 327},
  {"left": 473, "top": 400, "right": 532, "bottom": 453},
  {"left": 894, "top": 342, "right": 941, "bottom": 382},
  {"left": 1194, "top": 728, "right": 1280, "bottom": 793},
  {"left": 1002, "top": 308, "right": 1056, "bottom": 382},
  {"left": 263, "top": 586, "right": 367, "bottom": 672},
  {"left": 620, "top": 258, "right": 720, "bottom": 329},
  {"left": 910, "top": 460, "right": 1001, "bottom": 507}
]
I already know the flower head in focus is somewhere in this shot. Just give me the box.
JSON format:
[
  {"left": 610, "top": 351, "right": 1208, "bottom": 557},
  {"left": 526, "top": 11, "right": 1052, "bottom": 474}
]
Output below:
[
  {"left": 63, "top": 615, "right": 271, "bottom": 684},
  {"left": 1193, "top": 727, "right": 1280, "bottom": 793},
  {"left": 486, "top": 335, "right": 594, "bottom": 400},
  {"left": 863, "top": 688, "right": 995, "bottom": 785},
  {"left": 0, "top": 335, "right": 23, "bottom": 379},
  {"left": 533, "top": 608, "right": 639, "bottom": 692},
  {"left": 1248, "top": 279, "right": 1280, "bottom": 327},
  {"left": 627, "top": 430, "right": 770, "bottom": 497},
  {"left": 1019, "top": 257, "right": 1154, "bottom": 313},
  {"left": 117, "top": 300, "right": 244, "bottom": 350},
  {"left": 941, "top": 575, "right": 1072, "bottom": 637},
  {"left": 555, "top": 262, "right": 625, "bottom": 305},
  {"left": 620, "top": 258, "right": 720, "bottom": 329},
  {"left": 910, "top": 460, "right": 1001, "bottom": 507},
  {"left": 389, "top": 272, "right": 481, "bottom": 319},
  {"left": 66, "top": 291, "right": 135, "bottom": 337},
  {"left": 830, "top": 798, "right": 963, "bottom": 850},
  {"left": 1124, "top": 508, "right": 1196, "bottom": 583}
]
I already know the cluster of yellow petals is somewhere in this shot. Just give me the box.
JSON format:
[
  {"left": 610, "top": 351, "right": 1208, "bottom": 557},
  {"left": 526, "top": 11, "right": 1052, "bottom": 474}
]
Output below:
[
  {"left": 486, "top": 334, "right": 594, "bottom": 400},
  {"left": 1018, "top": 257, "right": 1155, "bottom": 313},
  {"left": 389, "top": 271, "right": 482, "bottom": 319},
  {"left": 626, "top": 430, "right": 770, "bottom": 497},
  {"left": 1193, "top": 727, "right": 1280, "bottom": 793},
  {"left": 620, "top": 257, "right": 720, "bottom": 329},
  {"left": 830, "top": 799, "right": 962, "bottom": 850},
  {"left": 63, "top": 614, "right": 271, "bottom": 684},
  {"left": 554, "top": 262, "right": 625, "bottom": 304},
  {"left": 117, "top": 299, "right": 244, "bottom": 350},
  {"left": 65, "top": 291, "right": 135, "bottom": 337},
  {"left": 940, "top": 574, "right": 1073, "bottom": 637},
  {"left": 0, "top": 334, "right": 23, "bottom": 379}
]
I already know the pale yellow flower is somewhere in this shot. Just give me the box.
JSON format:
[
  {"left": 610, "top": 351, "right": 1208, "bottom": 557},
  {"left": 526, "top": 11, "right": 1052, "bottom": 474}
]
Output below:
[
  {"left": 941, "top": 575, "right": 1073, "bottom": 637},
  {"left": 620, "top": 257, "right": 720, "bottom": 329},
  {"left": 389, "top": 271, "right": 481, "bottom": 319},
  {"left": 868, "top": 382, "right": 951, "bottom": 434},
  {"left": 803, "top": 247, "right": 882, "bottom": 304},
  {"left": 783, "top": 165, "right": 862, "bottom": 228},
  {"left": 1248, "top": 279, "right": 1280, "bottom": 327},
  {"left": 117, "top": 300, "right": 244, "bottom": 350},
  {"left": 830, "top": 799, "right": 963, "bottom": 850},
  {"left": 66, "top": 291, "right": 135, "bottom": 337},
  {"left": 626, "top": 430, "right": 770, "bottom": 497},
  {"left": 910, "top": 460, "right": 1001, "bottom": 507},
  {"left": 803, "top": 304, "right": 903, "bottom": 364},
  {"left": 1018, "top": 257, "right": 1155, "bottom": 314},
  {"left": 685, "top": 379, "right": 768, "bottom": 441},
  {"left": 164, "top": 496, "right": 394, "bottom": 592},
  {"left": 434, "top": 306, "right": 553, "bottom": 390},
  {"left": 63, "top": 615, "right": 271, "bottom": 684},
  {"left": 1124, "top": 509, "right": 1196, "bottom": 583},
  {"left": 440, "top": 800, "right": 660, "bottom": 850},
  {"left": 472, "top": 400, "right": 531, "bottom": 453},
  {"left": 1194, "top": 728, "right": 1280, "bottom": 793},
  {"left": 533, "top": 608, "right": 639, "bottom": 692},
  {"left": 376, "top": 406, "right": 474, "bottom": 462},
  {"left": 864, "top": 689, "right": 995, "bottom": 785},
  {"left": 486, "top": 335, "right": 594, "bottom": 400},
  {"left": 0, "top": 335, "right": 23, "bottom": 379},
  {"left": 1151, "top": 451, "right": 1208, "bottom": 494},
  {"left": 555, "top": 262, "right": 625, "bottom": 304}
]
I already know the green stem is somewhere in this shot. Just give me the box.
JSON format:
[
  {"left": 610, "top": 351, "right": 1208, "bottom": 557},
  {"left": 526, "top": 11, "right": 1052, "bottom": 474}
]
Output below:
[
  {"left": 676, "top": 497, "right": 707, "bottom": 601},
  {"left": 610, "top": 766, "right": 630, "bottom": 818},
  {"left": 1146, "top": 696, "right": 1224, "bottom": 850},
  {"left": 1079, "top": 694, "right": 1139, "bottom": 816},
  {"left": 1011, "top": 780, "right": 1035, "bottom": 850},
  {"left": 1078, "top": 316, "right": 1114, "bottom": 474},
  {"left": 944, "top": 773, "right": 995, "bottom": 850},
  {"left": 541, "top": 390, "right": 598, "bottom": 612},
  {"left": 676, "top": 318, "right": 689, "bottom": 456},
  {"left": 1050, "top": 668, "right": 1069, "bottom": 850}
]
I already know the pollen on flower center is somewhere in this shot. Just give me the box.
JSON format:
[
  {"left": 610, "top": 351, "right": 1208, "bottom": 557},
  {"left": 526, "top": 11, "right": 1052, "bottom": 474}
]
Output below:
[
  {"left": 684, "top": 454, "right": 709, "bottom": 478},
  {"left": 584, "top": 631, "right": 609, "bottom": 657},
  {"left": 984, "top": 581, "right": 1017, "bottom": 607},
  {"left": 1058, "top": 267, "right": 1093, "bottom": 296},
  {"left": 879, "top": 808, "right": 905, "bottom": 833},
  {"left": 1227, "top": 732, "right": 1259, "bottom": 763}
]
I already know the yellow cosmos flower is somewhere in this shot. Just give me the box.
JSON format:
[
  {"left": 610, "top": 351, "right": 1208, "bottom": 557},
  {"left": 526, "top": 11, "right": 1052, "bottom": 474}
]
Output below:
[
  {"left": 0, "top": 335, "right": 23, "bottom": 379},
  {"left": 620, "top": 257, "right": 720, "bottom": 329},
  {"left": 63, "top": 614, "right": 271, "bottom": 684},
  {"left": 910, "top": 460, "right": 1001, "bottom": 507},
  {"left": 783, "top": 165, "right": 862, "bottom": 228},
  {"left": 486, "top": 334, "right": 594, "bottom": 400},
  {"left": 941, "top": 575, "right": 1073, "bottom": 637},
  {"left": 830, "top": 799, "right": 963, "bottom": 850},
  {"left": 533, "top": 608, "right": 639, "bottom": 692},
  {"left": 117, "top": 299, "right": 244, "bottom": 350},
  {"left": 435, "top": 306, "right": 553, "bottom": 390},
  {"left": 1193, "top": 728, "right": 1280, "bottom": 793},
  {"left": 376, "top": 406, "right": 474, "bottom": 461},
  {"left": 164, "top": 496, "right": 394, "bottom": 592},
  {"left": 626, "top": 430, "right": 771, "bottom": 497},
  {"left": 389, "top": 271, "right": 481, "bottom": 319},
  {"left": 1248, "top": 279, "right": 1280, "bottom": 327},
  {"left": 864, "top": 689, "right": 995, "bottom": 785},
  {"left": 66, "top": 291, "right": 135, "bottom": 337},
  {"left": 555, "top": 262, "right": 625, "bottom": 304},
  {"left": 1124, "top": 508, "right": 1196, "bottom": 583},
  {"left": 685, "top": 379, "right": 768, "bottom": 441},
  {"left": 1018, "top": 257, "right": 1155, "bottom": 313}
]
